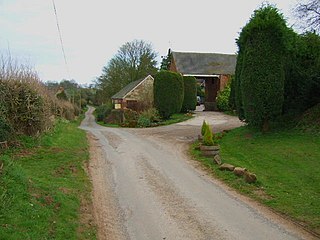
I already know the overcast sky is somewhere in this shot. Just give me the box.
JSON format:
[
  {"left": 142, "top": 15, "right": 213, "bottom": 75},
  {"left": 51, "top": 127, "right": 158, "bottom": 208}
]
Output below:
[{"left": 0, "top": 0, "right": 299, "bottom": 85}]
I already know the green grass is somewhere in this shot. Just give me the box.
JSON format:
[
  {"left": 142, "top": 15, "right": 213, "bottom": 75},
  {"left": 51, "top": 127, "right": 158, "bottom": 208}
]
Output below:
[
  {"left": 0, "top": 119, "right": 96, "bottom": 240},
  {"left": 97, "top": 112, "right": 194, "bottom": 128},
  {"left": 96, "top": 121, "right": 120, "bottom": 128},
  {"left": 191, "top": 127, "right": 320, "bottom": 235},
  {"left": 158, "top": 113, "right": 193, "bottom": 126}
]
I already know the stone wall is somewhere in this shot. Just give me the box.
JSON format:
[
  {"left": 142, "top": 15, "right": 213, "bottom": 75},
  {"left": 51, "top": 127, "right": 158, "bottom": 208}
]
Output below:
[{"left": 125, "top": 76, "right": 154, "bottom": 111}]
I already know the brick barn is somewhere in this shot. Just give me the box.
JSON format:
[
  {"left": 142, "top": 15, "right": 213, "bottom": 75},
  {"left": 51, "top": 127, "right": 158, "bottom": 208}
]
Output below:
[{"left": 169, "top": 50, "right": 236, "bottom": 111}]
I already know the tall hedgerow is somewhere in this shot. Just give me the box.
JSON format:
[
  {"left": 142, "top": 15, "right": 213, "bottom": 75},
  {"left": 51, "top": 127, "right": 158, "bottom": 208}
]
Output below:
[
  {"left": 181, "top": 76, "right": 197, "bottom": 112},
  {"left": 154, "top": 70, "right": 184, "bottom": 119},
  {"left": 236, "top": 5, "right": 289, "bottom": 131},
  {"left": 0, "top": 55, "right": 76, "bottom": 141},
  {"left": 0, "top": 59, "right": 52, "bottom": 136}
]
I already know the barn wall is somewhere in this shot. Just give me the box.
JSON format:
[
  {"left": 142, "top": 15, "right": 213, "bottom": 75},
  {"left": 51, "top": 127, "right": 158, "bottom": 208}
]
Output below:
[{"left": 125, "top": 76, "right": 154, "bottom": 111}]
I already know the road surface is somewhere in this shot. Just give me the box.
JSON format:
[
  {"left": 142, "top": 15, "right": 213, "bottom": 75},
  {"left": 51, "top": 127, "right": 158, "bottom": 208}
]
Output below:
[{"left": 80, "top": 106, "right": 314, "bottom": 240}]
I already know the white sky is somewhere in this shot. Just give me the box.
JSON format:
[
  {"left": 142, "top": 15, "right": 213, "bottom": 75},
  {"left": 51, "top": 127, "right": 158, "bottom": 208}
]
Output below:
[{"left": 0, "top": 0, "right": 299, "bottom": 85}]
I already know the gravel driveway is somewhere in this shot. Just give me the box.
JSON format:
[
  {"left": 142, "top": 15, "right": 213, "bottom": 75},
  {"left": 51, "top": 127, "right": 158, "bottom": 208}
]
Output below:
[{"left": 80, "top": 106, "right": 313, "bottom": 240}]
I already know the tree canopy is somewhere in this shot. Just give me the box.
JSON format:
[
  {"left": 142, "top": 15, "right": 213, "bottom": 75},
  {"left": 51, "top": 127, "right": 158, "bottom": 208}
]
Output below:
[{"left": 96, "top": 40, "right": 158, "bottom": 102}]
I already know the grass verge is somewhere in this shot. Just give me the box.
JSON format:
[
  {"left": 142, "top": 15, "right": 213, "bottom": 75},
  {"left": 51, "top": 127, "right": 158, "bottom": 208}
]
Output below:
[
  {"left": 158, "top": 113, "right": 194, "bottom": 126},
  {"left": 190, "top": 126, "right": 320, "bottom": 235},
  {"left": 0, "top": 118, "right": 96, "bottom": 240},
  {"left": 97, "top": 112, "right": 194, "bottom": 128}
]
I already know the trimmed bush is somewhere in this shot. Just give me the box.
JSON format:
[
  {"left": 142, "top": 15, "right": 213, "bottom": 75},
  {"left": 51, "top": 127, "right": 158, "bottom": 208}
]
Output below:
[
  {"left": 154, "top": 70, "right": 184, "bottom": 119},
  {"left": 181, "top": 76, "right": 197, "bottom": 112},
  {"left": 236, "top": 5, "right": 288, "bottom": 131}
]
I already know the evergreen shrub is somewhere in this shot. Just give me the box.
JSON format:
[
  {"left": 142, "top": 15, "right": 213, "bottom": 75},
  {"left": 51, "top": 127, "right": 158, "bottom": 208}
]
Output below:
[
  {"left": 154, "top": 70, "right": 184, "bottom": 119},
  {"left": 203, "top": 124, "right": 214, "bottom": 146},
  {"left": 201, "top": 120, "right": 207, "bottom": 136},
  {"left": 181, "top": 76, "right": 197, "bottom": 112},
  {"left": 235, "top": 5, "right": 288, "bottom": 130},
  {"left": 284, "top": 32, "right": 320, "bottom": 113}
]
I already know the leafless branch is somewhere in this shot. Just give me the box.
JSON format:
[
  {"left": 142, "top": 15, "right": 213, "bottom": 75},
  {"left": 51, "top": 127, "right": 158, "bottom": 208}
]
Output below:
[{"left": 294, "top": 0, "right": 320, "bottom": 33}]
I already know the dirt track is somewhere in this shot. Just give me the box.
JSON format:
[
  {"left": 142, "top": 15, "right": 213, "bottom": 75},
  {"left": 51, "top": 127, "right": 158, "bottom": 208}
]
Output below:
[{"left": 80, "top": 106, "right": 315, "bottom": 240}]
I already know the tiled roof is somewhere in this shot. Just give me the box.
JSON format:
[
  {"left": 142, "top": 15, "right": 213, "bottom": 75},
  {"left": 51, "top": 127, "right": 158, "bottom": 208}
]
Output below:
[
  {"left": 111, "top": 78, "right": 144, "bottom": 99},
  {"left": 172, "top": 51, "right": 236, "bottom": 75},
  {"left": 111, "top": 75, "right": 154, "bottom": 99}
]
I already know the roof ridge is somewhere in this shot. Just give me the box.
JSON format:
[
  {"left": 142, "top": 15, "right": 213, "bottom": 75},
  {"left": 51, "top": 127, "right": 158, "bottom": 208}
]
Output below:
[
  {"left": 172, "top": 51, "right": 236, "bottom": 56},
  {"left": 171, "top": 51, "right": 236, "bottom": 75},
  {"left": 111, "top": 75, "right": 153, "bottom": 99}
]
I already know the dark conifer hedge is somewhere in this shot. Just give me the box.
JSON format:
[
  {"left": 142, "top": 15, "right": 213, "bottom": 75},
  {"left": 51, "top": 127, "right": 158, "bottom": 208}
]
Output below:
[
  {"left": 284, "top": 32, "right": 320, "bottom": 113},
  {"left": 154, "top": 70, "right": 184, "bottom": 119},
  {"left": 181, "top": 76, "right": 197, "bottom": 112},
  {"left": 235, "top": 5, "right": 288, "bottom": 131},
  {"left": 153, "top": 70, "right": 184, "bottom": 119}
]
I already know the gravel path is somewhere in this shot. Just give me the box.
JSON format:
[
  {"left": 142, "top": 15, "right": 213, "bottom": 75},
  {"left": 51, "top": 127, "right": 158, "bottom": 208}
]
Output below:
[{"left": 80, "top": 106, "right": 314, "bottom": 240}]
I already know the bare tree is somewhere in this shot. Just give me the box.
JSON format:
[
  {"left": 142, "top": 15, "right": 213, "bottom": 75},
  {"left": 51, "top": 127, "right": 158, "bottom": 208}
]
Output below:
[
  {"left": 295, "top": 0, "right": 320, "bottom": 33},
  {"left": 97, "top": 40, "right": 158, "bottom": 101}
]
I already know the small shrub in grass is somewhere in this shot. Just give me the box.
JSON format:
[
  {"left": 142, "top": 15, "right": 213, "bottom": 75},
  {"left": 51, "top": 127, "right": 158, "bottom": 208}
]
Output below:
[
  {"left": 203, "top": 124, "right": 214, "bottom": 146},
  {"left": 201, "top": 120, "right": 207, "bottom": 136}
]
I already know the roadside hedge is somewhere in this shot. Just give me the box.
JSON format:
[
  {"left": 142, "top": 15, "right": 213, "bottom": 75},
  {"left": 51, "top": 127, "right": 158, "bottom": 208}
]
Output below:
[
  {"left": 154, "top": 70, "right": 184, "bottom": 119},
  {"left": 0, "top": 57, "right": 77, "bottom": 142}
]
